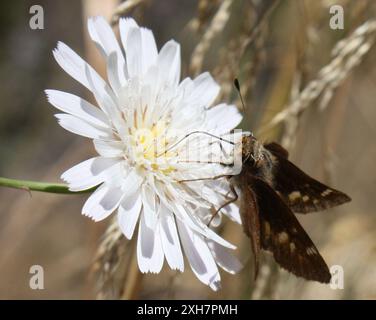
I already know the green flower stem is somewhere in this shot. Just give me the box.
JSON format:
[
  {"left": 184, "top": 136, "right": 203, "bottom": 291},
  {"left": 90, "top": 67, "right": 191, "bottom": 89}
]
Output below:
[{"left": 0, "top": 177, "right": 95, "bottom": 194}]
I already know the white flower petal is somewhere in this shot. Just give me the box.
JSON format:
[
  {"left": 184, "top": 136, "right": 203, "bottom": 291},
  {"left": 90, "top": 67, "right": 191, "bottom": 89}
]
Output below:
[
  {"left": 119, "top": 17, "right": 138, "bottom": 51},
  {"left": 88, "top": 16, "right": 127, "bottom": 86},
  {"left": 124, "top": 27, "right": 142, "bottom": 78},
  {"left": 53, "top": 41, "right": 107, "bottom": 93},
  {"left": 140, "top": 27, "right": 158, "bottom": 72},
  {"left": 83, "top": 64, "right": 125, "bottom": 134},
  {"left": 206, "top": 103, "right": 242, "bottom": 134},
  {"left": 82, "top": 183, "right": 124, "bottom": 221},
  {"left": 208, "top": 241, "right": 243, "bottom": 274},
  {"left": 157, "top": 40, "right": 181, "bottom": 87},
  {"left": 46, "top": 90, "right": 110, "bottom": 128},
  {"left": 121, "top": 168, "right": 144, "bottom": 194},
  {"left": 106, "top": 52, "right": 123, "bottom": 94},
  {"left": 118, "top": 18, "right": 136, "bottom": 79},
  {"left": 198, "top": 181, "right": 242, "bottom": 224},
  {"left": 143, "top": 64, "right": 159, "bottom": 90},
  {"left": 177, "top": 221, "right": 221, "bottom": 291},
  {"left": 173, "top": 202, "right": 236, "bottom": 250},
  {"left": 141, "top": 184, "right": 158, "bottom": 229},
  {"left": 222, "top": 202, "right": 241, "bottom": 224},
  {"left": 120, "top": 18, "right": 158, "bottom": 76},
  {"left": 61, "top": 157, "right": 121, "bottom": 191},
  {"left": 118, "top": 191, "right": 142, "bottom": 239},
  {"left": 54, "top": 113, "right": 112, "bottom": 139},
  {"left": 93, "top": 139, "right": 124, "bottom": 157},
  {"left": 159, "top": 205, "right": 184, "bottom": 272},
  {"left": 137, "top": 213, "right": 164, "bottom": 273},
  {"left": 184, "top": 72, "right": 220, "bottom": 108},
  {"left": 178, "top": 76, "right": 193, "bottom": 92},
  {"left": 53, "top": 42, "right": 124, "bottom": 134}
]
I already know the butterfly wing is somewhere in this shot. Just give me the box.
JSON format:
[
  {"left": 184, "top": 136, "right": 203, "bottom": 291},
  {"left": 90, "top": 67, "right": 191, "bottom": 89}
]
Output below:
[
  {"left": 251, "top": 177, "right": 331, "bottom": 283},
  {"left": 264, "top": 142, "right": 289, "bottom": 159},
  {"left": 238, "top": 172, "right": 261, "bottom": 279},
  {"left": 264, "top": 142, "right": 351, "bottom": 213}
]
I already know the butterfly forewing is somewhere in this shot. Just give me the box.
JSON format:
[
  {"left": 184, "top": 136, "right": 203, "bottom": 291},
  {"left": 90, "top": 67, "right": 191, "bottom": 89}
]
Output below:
[
  {"left": 238, "top": 171, "right": 261, "bottom": 278},
  {"left": 264, "top": 142, "right": 351, "bottom": 213},
  {"left": 264, "top": 142, "right": 289, "bottom": 159},
  {"left": 251, "top": 177, "right": 331, "bottom": 283}
]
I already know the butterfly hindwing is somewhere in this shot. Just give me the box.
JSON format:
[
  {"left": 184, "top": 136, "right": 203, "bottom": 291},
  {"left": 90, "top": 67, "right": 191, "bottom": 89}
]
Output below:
[
  {"left": 251, "top": 177, "right": 331, "bottom": 283},
  {"left": 264, "top": 142, "right": 351, "bottom": 213}
]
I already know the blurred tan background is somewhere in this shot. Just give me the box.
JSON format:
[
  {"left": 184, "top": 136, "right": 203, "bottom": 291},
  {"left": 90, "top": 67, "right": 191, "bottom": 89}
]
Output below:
[{"left": 0, "top": 0, "right": 375, "bottom": 299}]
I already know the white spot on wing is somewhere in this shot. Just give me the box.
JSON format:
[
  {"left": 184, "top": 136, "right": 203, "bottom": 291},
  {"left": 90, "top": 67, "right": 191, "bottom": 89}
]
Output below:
[
  {"left": 321, "top": 189, "right": 333, "bottom": 197},
  {"left": 278, "top": 232, "right": 289, "bottom": 243},
  {"left": 289, "top": 191, "right": 301, "bottom": 202},
  {"left": 306, "top": 246, "right": 317, "bottom": 256}
]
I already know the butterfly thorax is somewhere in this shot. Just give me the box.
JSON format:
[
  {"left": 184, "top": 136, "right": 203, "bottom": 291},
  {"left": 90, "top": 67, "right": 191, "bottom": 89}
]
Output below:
[{"left": 241, "top": 135, "right": 275, "bottom": 186}]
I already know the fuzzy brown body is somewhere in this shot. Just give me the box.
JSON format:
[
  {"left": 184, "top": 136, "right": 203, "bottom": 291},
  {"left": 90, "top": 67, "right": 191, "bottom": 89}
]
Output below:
[{"left": 232, "top": 135, "right": 351, "bottom": 283}]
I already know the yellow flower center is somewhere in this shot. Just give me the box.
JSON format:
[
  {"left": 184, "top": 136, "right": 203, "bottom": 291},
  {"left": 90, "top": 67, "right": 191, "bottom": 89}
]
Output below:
[{"left": 131, "top": 120, "right": 176, "bottom": 174}]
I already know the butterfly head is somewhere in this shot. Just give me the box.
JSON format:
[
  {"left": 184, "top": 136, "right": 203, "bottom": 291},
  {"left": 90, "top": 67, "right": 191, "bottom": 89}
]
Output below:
[{"left": 241, "top": 135, "right": 266, "bottom": 164}]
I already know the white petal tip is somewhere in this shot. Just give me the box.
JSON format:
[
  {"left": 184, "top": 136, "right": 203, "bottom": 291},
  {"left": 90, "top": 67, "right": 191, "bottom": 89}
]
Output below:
[
  {"left": 208, "top": 280, "right": 221, "bottom": 291},
  {"left": 44, "top": 89, "right": 52, "bottom": 98},
  {"left": 54, "top": 41, "right": 64, "bottom": 52},
  {"left": 119, "top": 17, "right": 138, "bottom": 26},
  {"left": 124, "top": 234, "right": 132, "bottom": 241},
  {"left": 82, "top": 211, "right": 102, "bottom": 222}
]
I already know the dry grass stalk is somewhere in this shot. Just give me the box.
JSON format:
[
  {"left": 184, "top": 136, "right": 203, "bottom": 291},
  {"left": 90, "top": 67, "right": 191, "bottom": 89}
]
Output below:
[
  {"left": 240, "top": 0, "right": 281, "bottom": 57},
  {"left": 93, "top": 217, "right": 142, "bottom": 299},
  {"left": 120, "top": 245, "right": 143, "bottom": 299},
  {"left": 279, "top": 72, "right": 303, "bottom": 150},
  {"left": 187, "top": 0, "right": 221, "bottom": 33},
  {"left": 260, "top": 19, "right": 376, "bottom": 145},
  {"left": 190, "top": 0, "right": 234, "bottom": 76},
  {"left": 214, "top": 1, "right": 279, "bottom": 103},
  {"left": 92, "top": 218, "right": 130, "bottom": 299},
  {"left": 111, "top": 0, "right": 147, "bottom": 25}
]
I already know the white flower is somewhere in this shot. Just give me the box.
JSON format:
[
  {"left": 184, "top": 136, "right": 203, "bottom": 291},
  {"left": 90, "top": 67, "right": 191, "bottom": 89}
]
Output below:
[{"left": 46, "top": 16, "right": 243, "bottom": 290}]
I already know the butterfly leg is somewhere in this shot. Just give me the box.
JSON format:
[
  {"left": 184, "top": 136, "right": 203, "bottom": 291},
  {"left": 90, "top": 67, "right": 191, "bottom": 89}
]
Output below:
[
  {"left": 208, "top": 181, "right": 238, "bottom": 227},
  {"left": 177, "top": 174, "right": 231, "bottom": 183}
]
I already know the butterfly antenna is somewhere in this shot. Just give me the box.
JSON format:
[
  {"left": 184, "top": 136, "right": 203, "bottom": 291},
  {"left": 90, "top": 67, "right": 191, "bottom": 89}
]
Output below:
[
  {"left": 234, "top": 78, "right": 246, "bottom": 114},
  {"left": 234, "top": 78, "right": 254, "bottom": 137}
]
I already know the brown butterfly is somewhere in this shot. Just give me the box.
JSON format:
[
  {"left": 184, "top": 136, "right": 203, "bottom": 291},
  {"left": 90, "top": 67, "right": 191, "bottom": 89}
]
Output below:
[
  {"left": 174, "top": 79, "right": 351, "bottom": 283},
  {"left": 177, "top": 130, "right": 350, "bottom": 283},
  {"left": 191, "top": 79, "right": 350, "bottom": 283},
  {"left": 226, "top": 135, "right": 351, "bottom": 283}
]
